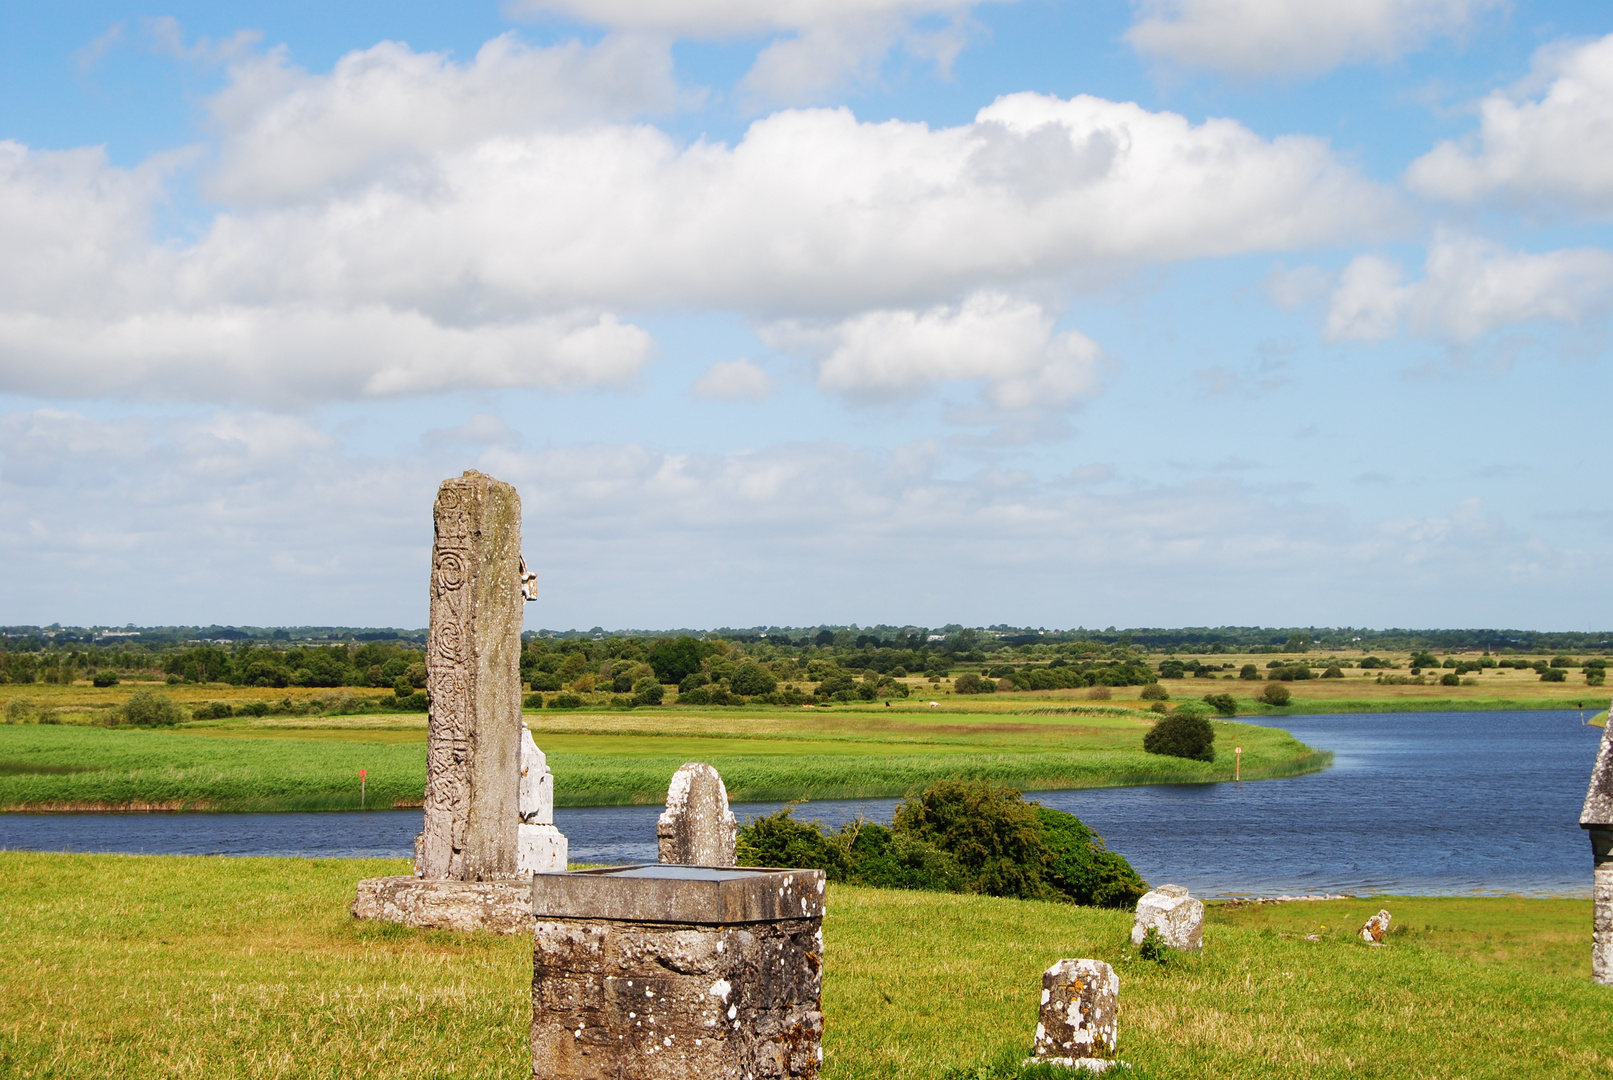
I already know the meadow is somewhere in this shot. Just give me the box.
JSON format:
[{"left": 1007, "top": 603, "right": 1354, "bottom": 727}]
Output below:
[
  {"left": 0, "top": 706, "right": 1325, "bottom": 811},
  {"left": 0, "top": 851, "right": 1605, "bottom": 1079}
]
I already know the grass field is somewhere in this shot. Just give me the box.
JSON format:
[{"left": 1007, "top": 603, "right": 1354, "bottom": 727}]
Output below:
[
  {"left": 0, "top": 852, "right": 1605, "bottom": 1079},
  {"left": 0, "top": 708, "right": 1326, "bottom": 811}
]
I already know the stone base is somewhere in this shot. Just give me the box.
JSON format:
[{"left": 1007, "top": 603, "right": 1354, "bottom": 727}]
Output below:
[
  {"left": 1024, "top": 1058, "right": 1121, "bottom": 1073},
  {"left": 353, "top": 876, "right": 532, "bottom": 935},
  {"left": 519, "top": 824, "right": 568, "bottom": 875},
  {"left": 1131, "top": 884, "right": 1203, "bottom": 951},
  {"left": 532, "top": 916, "right": 824, "bottom": 1080}
]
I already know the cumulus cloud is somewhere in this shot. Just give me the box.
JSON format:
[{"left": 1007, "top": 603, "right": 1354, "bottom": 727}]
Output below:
[
  {"left": 507, "top": 0, "right": 990, "bottom": 102},
  {"left": 1406, "top": 33, "right": 1613, "bottom": 216},
  {"left": 692, "top": 358, "right": 772, "bottom": 400},
  {"left": 1127, "top": 0, "right": 1500, "bottom": 78},
  {"left": 1325, "top": 234, "right": 1613, "bottom": 343},
  {"left": 774, "top": 291, "right": 1102, "bottom": 408}
]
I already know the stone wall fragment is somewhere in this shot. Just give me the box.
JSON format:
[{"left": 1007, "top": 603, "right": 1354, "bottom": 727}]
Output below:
[{"left": 657, "top": 762, "right": 737, "bottom": 866}]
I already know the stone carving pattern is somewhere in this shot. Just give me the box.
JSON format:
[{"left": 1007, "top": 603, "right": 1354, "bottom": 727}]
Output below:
[{"left": 420, "top": 482, "right": 477, "bottom": 878}]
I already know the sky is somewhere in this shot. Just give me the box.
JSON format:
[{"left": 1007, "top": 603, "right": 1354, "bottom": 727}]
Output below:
[{"left": 2, "top": 0, "right": 1612, "bottom": 633}]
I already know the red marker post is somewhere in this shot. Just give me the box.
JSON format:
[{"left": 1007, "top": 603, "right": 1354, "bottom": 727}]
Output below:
[
  {"left": 360, "top": 768, "right": 367, "bottom": 810},
  {"left": 1233, "top": 747, "right": 1242, "bottom": 782}
]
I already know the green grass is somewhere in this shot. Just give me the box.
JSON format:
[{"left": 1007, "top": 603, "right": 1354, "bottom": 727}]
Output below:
[
  {"left": 0, "top": 852, "right": 1606, "bottom": 1079},
  {"left": 0, "top": 713, "right": 1326, "bottom": 811}
]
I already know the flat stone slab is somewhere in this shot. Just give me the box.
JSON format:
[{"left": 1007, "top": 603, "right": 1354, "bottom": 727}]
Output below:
[
  {"left": 532, "top": 865, "right": 825, "bottom": 925},
  {"left": 354, "top": 876, "right": 531, "bottom": 934}
]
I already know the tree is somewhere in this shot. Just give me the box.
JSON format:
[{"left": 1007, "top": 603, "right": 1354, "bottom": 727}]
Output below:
[
  {"left": 1142, "top": 712, "right": 1215, "bottom": 762},
  {"left": 953, "top": 673, "right": 985, "bottom": 694},
  {"left": 729, "top": 662, "right": 777, "bottom": 696},
  {"left": 647, "top": 637, "right": 705, "bottom": 684},
  {"left": 632, "top": 677, "right": 665, "bottom": 705},
  {"left": 1202, "top": 693, "right": 1237, "bottom": 716},
  {"left": 1140, "top": 683, "right": 1170, "bottom": 701},
  {"left": 1259, "top": 682, "right": 1291, "bottom": 706}
]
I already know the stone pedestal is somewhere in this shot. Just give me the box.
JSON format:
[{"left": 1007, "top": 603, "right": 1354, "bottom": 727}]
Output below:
[
  {"left": 530, "top": 866, "right": 826, "bottom": 1079},
  {"left": 1031, "top": 958, "right": 1118, "bottom": 1070},
  {"left": 519, "top": 727, "right": 567, "bottom": 874},
  {"left": 658, "top": 763, "right": 737, "bottom": 866},
  {"left": 353, "top": 876, "right": 533, "bottom": 934},
  {"left": 1130, "top": 884, "right": 1203, "bottom": 951}
]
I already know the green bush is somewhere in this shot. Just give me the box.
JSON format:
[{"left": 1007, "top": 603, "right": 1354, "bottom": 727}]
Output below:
[
  {"left": 1202, "top": 693, "right": 1237, "bottom": 716},
  {"left": 1239, "top": 664, "right": 1260, "bottom": 680},
  {"left": 1540, "top": 668, "right": 1567, "bottom": 682},
  {"left": 737, "top": 781, "right": 1145, "bottom": 908},
  {"left": 191, "top": 702, "right": 233, "bottom": 720},
  {"left": 729, "top": 663, "right": 777, "bottom": 697},
  {"left": 118, "top": 690, "right": 185, "bottom": 727},
  {"left": 1322, "top": 665, "right": 1344, "bottom": 678},
  {"left": 394, "top": 691, "right": 428, "bottom": 712},
  {"left": 529, "top": 673, "right": 562, "bottom": 692},
  {"left": 953, "top": 673, "right": 985, "bottom": 694},
  {"left": 549, "top": 693, "right": 583, "bottom": 709},
  {"left": 1139, "top": 683, "right": 1170, "bottom": 701},
  {"left": 1142, "top": 712, "right": 1215, "bottom": 762},
  {"left": 1440, "top": 672, "right": 1460, "bottom": 686},
  {"left": 91, "top": 671, "right": 119, "bottom": 687},
  {"left": 237, "top": 701, "right": 270, "bottom": 717},
  {"left": 1260, "top": 682, "right": 1291, "bottom": 706},
  {"left": 523, "top": 693, "right": 545, "bottom": 709},
  {"left": 632, "top": 678, "right": 665, "bottom": 706},
  {"left": 1588, "top": 670, "right": 1606, "bottom": 687}
]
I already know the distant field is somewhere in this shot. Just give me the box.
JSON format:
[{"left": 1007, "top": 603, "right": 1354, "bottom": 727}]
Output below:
[
  {"left": 0, "top": 852, "right": 1604, "bottom": 1079},
  {"left": 0, "top": 706, "right": 1325, "bottom": 811}
]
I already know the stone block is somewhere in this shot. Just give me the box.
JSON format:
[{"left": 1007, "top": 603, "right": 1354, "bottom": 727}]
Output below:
[
  {"left": 1359, "top": 909, "right": 1392, "bottom": 943},
  {"left": 520, "top": 727, "right": 555, "bottom": 825},
  {"left": 658, "top": 763, "right": 737, "bottom": 866},
  {"left": 353, "top": 876, "right": 531, "bottom": 934},
  {"left": 519, "top": 824, "right": 568, "bottom": 875},
  {"left": 1130, "top": 884, "right": 1203, "bottom": 951},
  {"left": 1596, "top": 865, "right": 1613, "bottom": 986},
  {"left": 533, "top": 865, "right": 825, "bottom": 925},
  {"left": 1031, "top": 958, "right": 1118, "bottom": 1068}
]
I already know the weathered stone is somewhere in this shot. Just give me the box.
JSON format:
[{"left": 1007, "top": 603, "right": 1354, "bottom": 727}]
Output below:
[
  {"left": 353, "top": 876, "right": 532, "bottom": 934},
  {"left": 657, "top": 762, "right": 737, "bottom": 866},
  {"left": 416, "top": 470, "right": 526, "bottom": 881},
  {"left": 1031, "top": 958, "right": 1118, "bottom": 1069},
  {"left": 520, "top": 727, "right": 555, "bottom": 825},
  {"left": 531, "top": 866, "right": 825, "bottom": 1080},
  {"left": 1594, "top": 851, "right": 1612, "bottom": 984},
  {"left": 1359, "top": 909, "right": 1392, "bottom": 942},
  {"left": 519, "top": 825, "right": 568, "bottom": 875},
  {"left": 1583, "top": 718, "right": 1613, "bottom": 985},
  {"left": 1130, "top": 884, "right": 1203, "bottom": 951}
]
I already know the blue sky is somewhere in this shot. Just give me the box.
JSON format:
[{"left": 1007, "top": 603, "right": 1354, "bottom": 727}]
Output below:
[{"left": 2, "top": 0, "right": 1612, "bottom": 632}]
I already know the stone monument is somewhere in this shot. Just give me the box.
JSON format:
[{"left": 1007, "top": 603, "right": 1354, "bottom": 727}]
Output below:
[
  {"left": 657, "top": 762, "right": 737, "bottom": 866},
  {"left": 1030, "top": 958, "right": 1119, "bottom": 1072},
  {"left": 1359, "top": 909, "right": 1391, "bottom": 943},
  {"left": 1582, "top": 713, "right": 1613, "bottom": 985},
  {"left": 1130, "top": 884, "right": 1203, "bottom": 951},
  {"left": 354, "top": 470, "right": 564, "bottom": 933},
  {"left": 531, "top": 865, "right": 826, "bottom": 1079}
]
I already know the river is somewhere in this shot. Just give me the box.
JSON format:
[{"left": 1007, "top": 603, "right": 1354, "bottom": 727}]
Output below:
[{"left": 0, "top": 710, "right": 1602, "bottom": 897}]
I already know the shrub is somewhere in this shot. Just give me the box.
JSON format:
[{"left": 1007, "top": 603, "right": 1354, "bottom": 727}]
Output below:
[
  {"left": 1322, "top": 666, "right": 1344, "bottom": 678},
  {"left": 1139, "top": 683, "right": 1170, "bottom": 701},
  {"left": 523, "top": 693, "right": 545, "bottom": 709},
  {"left": 679, "top": 686, "right": 711, "bottom": 705},
  {"left": 1142, "top": 711, "right": 1215, "bottom": 762},
  {"left": 1202, "top": 693, "right": 1237, "bottom": 716},
  {"left": 1239, "top": 664, "right": 1260, "bottom": 680},
  {"left": 1540, "top": 668, "right": 1567, "bottom": 682},
  {"left": 192, "top": 701, "right": 233, "bottom": 720},
  {"left": 238, "top": 701, "right": 270, "bottom": 717},
  {"left": 549, "top": 693, "right": 583, "bottom": 709},
  {"left": 394, "top": 691, "right": 429, "bottom": 712},
  {"left": 1589, "top": 670, "right": 1606, "bottom": 687},
  {"left": 1359, "top": 656, "right": 1388, "bottom": 669},
  {"left": 632, "top": 678, "right": 665, "bottom": 706},
  {"left": 678, "top": 672, "right": 709, "bottom": 693},
  {"left": 1259, "top": 682, "right": 1292, "bottom": 706},
  {"left": 953, "top": 673, "right": 985, "bottom": 694},
  {"left": 1149, "top": 701, "right": 1167, "bottom": 714},
  {"left": 1440, "top": 672, "right": 1460, "bottom": 687},
  {"left": 894, "top": 779, "right": 1052, "bottom": 899},
  {"left": 1551, "top": 655, "right": 1575, "bottom": 668},
  {"left": 119, "top": 689, "right": 185, "bottom": 727},
  {"left": 529, "top": 672, "right": 562, "bottom": 692},
  {"left": 3, "top": 697, "right": 41, "bottom": 724},
  {"left": 1158, "top": 660, "right": 1186, "bottom": 679},
  {"left": 91, "top": 670, "right": 119, "bottom": 687},
  {"left": 403, "top": 662, "right": 427, "bottom": 688},
  {"left": 1086, "top": 685, "right": 1111, "bottom": 700},
  {"left": 1034, "top": 806, "right": 1148, "bottom": 908},
  {"left": 1138, "top": 925, "right": 1168, "bottom": 963}
]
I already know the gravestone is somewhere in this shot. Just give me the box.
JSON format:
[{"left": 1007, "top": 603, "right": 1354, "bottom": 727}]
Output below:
[
  {"left": 354, "top": 470, "right": 564, "bottom": 933},
  {"left": 1030, "top": 958, "right": 1118, "bottom": 1071},
  {"left": 1130, "top": 884, "right": 1203, "bottom": 951},
  {"left": 657, "top": 762, "right": 737, "bottom": 866},
  {"left": 1359, "top": 909, "right": 1392, "bottom": 943},
  {"left": 1582, "top": 715, "right": 1613, "bottom": 985}
]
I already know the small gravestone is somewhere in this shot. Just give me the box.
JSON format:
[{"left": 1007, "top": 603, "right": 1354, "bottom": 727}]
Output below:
[
  {"left": 518, "top": 726, "right": 567, "bottom": 874},
  {"left": 1359, "top": 909, "right": 1391, "bottom": 943},
  {"left": 658, "top": 762, "right": 737, "bottom": 866},
  {"left": 1580, "top": 714, "right": 1613, "bottom": 984},
  {"left": 1031, "top": 958, "right": 1119, "bottom": 1071},
  {"left": 1131, "top": 884, "right": 1203, "bottom": 951}
]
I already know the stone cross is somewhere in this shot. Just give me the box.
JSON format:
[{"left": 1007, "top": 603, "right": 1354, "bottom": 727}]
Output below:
[
  {"left": 518, "top": 726, "right": 567, "bottom": 873},
  {"left": 1032, "top": 958, "right": 1118, "bottom": 1070},
  {"left": 657, "top": 762, "right": 737, "bottom": 866},
  {"left": 1582, "top": 715, "right": 1613, "bottom": 985},
  {"left": 1130, "top": 884, "right": 1203, "bottom": 951},
  {"left": 414, "top": 470, "right": 525, "bottom": 881}
]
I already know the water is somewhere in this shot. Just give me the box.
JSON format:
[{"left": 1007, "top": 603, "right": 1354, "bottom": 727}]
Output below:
[{"left": 0, "top": 711, "right": 1602, "bottom": 897}]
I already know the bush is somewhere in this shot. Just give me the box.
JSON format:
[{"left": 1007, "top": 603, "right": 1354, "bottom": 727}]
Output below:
[
  {"left": 118, "top": 689, "right": 185, "bottom": 727},
  {"left": 953, "top": 673, "right": 985, "bottom": 694},
  {"left": 529, "top": 672, "right": 562, "bottom": 692},
  {"left": 1158, "top": 660, "right": 1186, "bottom": 679},
  {"left": 1589, "top": 670, "right": 1606, "bottom": 687},
  {"left": 192, "top": 701, "right": 233, "bottom": 720},
  {"left": 1149, "top": 701, "right": 1167, "bottom": 714},
  {"left": 394, "top": 691, "right": 429, "bottom": 712},
  {"left": 1259, "top": 682, "right": 1292, "bottom": 706},
  {"left": 549, "top": 693, "right": 583, "bottom": 709},
  {"left": 1143, "top": 710, "right": 1215, "bottom": 762},
  {"left": 403, "top": 662, "right": 427, "bottom": 688},
  {"left": 1440, "top": 672, "right": 1460, "bottom": 686},
  {"left": 1202, "top": 693, "right": 1237, "bottom": 716},
  {"left": 523, "top": 693, "right": 545, "bottom": 709},
  {"left": 632, "top": 678, "right": 665, "bottom": 706},
  {"left": 238, "top": 701, "right": 270, "bottom": 717},
  {"left": 91, "top": 670, "right": 119, "bottom": 687},
  {"left": 728, "top": 663, "right": 776, "bottom": 697},
  {"left": 1138, "top": 925, "right": 1168, "bottom": 963},
  {"left": 1540, "top": 668, "right": 1567, "bottom": 682},
  {"left": 3, "top": 697, "right": 41, "bottom": 724},
  {"left": 1139, "top": 683, "right": 1170, "bottom": 701},
  {"left": 1359, "top": 656, "right": 1388, "bottom": 669},
  {"left": 1322, "top": 666, "right": 1344, "bottom": 678},
  {"left": 1239, "top": 664, "right": 1260, "bottom": 680},
  {"left": 1085, "top": 685, "right": 1111, "bottom": 700},
  {"left": 1034, "top": 806, "right": 1148, "bottom": 908}
]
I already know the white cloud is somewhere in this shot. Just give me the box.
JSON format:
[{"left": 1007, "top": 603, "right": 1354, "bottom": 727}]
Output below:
[
  {"left": 507, "top": 0, "right": 990, "bottom": 102},
  {"left": 691, "top": 358, "right": 772, "bottom": 400},
  {"left": 780, "top": 291, "right": 1102, "bottom": 408},
  {"left": 1406, "top": 33, "right": 1613, "bottom": 216},
  {"left": 1326, "top": 234, "right": 1613, "bottom": 343},
  {"left": 1127, "top": 0, "right": 1500, "bottom": 78}
]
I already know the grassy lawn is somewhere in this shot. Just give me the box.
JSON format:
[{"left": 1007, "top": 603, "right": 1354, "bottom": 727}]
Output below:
[
  {"left": 0, "top": 708, "right": 1325, "bottom": 810},
  {"left": 0, "top": 852, "right": 1605, "bottom": 1079}
]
